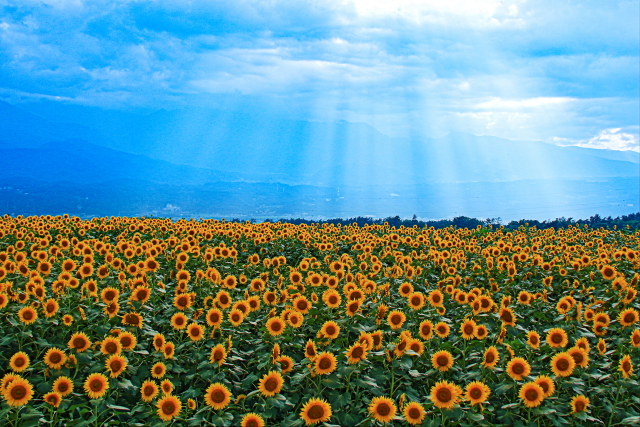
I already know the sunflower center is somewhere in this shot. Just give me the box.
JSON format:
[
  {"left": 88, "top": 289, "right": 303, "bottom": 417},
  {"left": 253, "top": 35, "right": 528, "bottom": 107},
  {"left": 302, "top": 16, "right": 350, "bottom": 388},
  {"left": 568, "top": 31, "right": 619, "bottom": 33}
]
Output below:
[
  {"left": 328, "top": 296, "right": 337, "bottom": 304},
  {"left": 105, "top": 342, "right": 118, "bottom": 354},
  {"left": 411, "top": 297, "right": 421, "bottom": 305},
  {"left": 319, "top": 357, "right": 331, "bottom": 370},
  {"left": 144, "top": 385, "right": 155, "bottom": 396},
  {"left": 105, "top": 291, "right": 115, "bottom": 300},
  {"left": 397, "top": 341, "right": 407, "bottom": 351},
  {"left": 57, "top": 382, "right": 69, "bottom": 392},
  {"left": 530, "top": 336, "right": 538, "bottom": 345},
  {"left": 23, "top": 311, "right": 33, "bottom": 320},
  {"left": 11, "top": 385, "right": 26, "bottom": 399},
  {"left": 214, "top": 350, "right": 223, "bottom": 360},
  {"left": 525, "top": 389, "right": 539, "bottom": 401},
  {"left": 422, "top": 326, "right": 431, "bottom": 335},
  {"left": 247, "top": 420, "right": 259, "bottom": 427},
  {"left": 470, "top": 388, "right": 482, "bottom": 399},
  {"left": 633, "top": 335, "right": 640, "bottom": 345},
  {"left": 110, "top": 360, "right": 122, "bottom": 371},
  {"left": 622, "top": 361, "right": 631, "bottom": 371},
  {"left": 272, "top": 322, "right": 282, "bottom": 331},
  {"left": 14, "top": 358, "right": 25, "bottom": 367},
  {"left": 190, "top": 328, "right": 201, "bottom": 337},
  {"left": 212, "top": 390, "right": 225, "bottom": 403},
  {"left": 308, "top": 404, "right": 325, "bottom": 420},
  {"left": 572, "top": 353, "right": 584, "bottom": 364},
  {"left": 377, "top": 402, "right": 391, "bottom": 416},
  {"left": 264, "top": 378, "right": 278, "bottom": 392},
  {"left": 624, "top": 313, "right": 635, "bottom": 323},
  {"left": 551, "top": 334, "right": 563, "bottom": 344},
  {"left": 90, "top": 380, "right": 103, "bottom": 391},
  {"left": 352, "top": 347, "right": 364, "bottom": 359},
  {"left": 391, "top": 315, "right": 401, "bottom": 325},
  {"left": 436, "top": 388, "right": 452, "bottom": 403},
  {"left": 437, "top": 356, "right": 449, "bottom": 366},
  {"left": 575, "top": 400, "right": 585, "bottom": 411},
  {"left": 162, "top": 400, "right": 176, "bottom": 415},
  {"left": 556, "top": 359, "right": 569, "bottom": 371},
  {"left": 120, "top": 337, "right": 132, "bottom": 347},
  {"left": 326, "top": 326, "right": 336, "bottom": 335},
  {"left": 408, "top": 407, "right": 421, "bottom": 419},
  {"left": 433, "top": 295, "right": 441, "bottom": 303},
  {"left": 464, "top": 325, "right": 474, "bottom": 335},
  {"left": 512, "top": 363, "right": 524, "bottom": 375},
  {"left": 485, "top": 353, "right": 495, "bottom": 363},
  {"left": 538, "top": 382, "right": 549, "bottom": 393},
  {"left": 73, "top": 337, "right": 86, "bottom": 349}
]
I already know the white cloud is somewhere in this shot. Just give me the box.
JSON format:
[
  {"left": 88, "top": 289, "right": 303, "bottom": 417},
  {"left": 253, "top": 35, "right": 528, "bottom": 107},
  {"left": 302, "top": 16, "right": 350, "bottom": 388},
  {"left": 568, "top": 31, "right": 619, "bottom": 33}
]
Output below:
[
  {"left": 553, "top": 128, "right": 640, "bottom": 152},
  {"left": 474, "top": 97, "right": 576, "bottom": 110}
]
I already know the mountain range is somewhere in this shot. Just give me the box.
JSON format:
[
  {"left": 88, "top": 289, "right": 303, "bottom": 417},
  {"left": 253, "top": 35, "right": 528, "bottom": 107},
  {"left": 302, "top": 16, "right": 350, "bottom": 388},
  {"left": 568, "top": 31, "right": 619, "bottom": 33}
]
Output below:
[{"left": 0, "top": 99, "right": 638, "bottom": 220}]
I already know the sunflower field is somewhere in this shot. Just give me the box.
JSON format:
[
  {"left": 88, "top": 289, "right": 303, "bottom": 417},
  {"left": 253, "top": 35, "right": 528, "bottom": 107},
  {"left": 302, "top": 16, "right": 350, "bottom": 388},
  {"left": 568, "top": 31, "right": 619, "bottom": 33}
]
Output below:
[{"left": 0, "top": 214, "right": 639, "bottom": 426}]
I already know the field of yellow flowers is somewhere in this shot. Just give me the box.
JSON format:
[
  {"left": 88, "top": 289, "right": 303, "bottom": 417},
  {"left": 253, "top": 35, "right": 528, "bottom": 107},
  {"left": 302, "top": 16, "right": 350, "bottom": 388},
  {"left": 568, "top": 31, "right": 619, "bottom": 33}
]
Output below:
[{"left": 0, "top": 214, "right": 638, "bottom": 426}]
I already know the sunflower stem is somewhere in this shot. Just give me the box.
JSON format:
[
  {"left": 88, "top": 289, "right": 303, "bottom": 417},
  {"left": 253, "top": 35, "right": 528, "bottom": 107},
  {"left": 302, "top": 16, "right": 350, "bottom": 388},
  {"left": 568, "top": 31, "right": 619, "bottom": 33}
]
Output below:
[{"left": 607, "top": 383, "right": 622, "bottom": 427}]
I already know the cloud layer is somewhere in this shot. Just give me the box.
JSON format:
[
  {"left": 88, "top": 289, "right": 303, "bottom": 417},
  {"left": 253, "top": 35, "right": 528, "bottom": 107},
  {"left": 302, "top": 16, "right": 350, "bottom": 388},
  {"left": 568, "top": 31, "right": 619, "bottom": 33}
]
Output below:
[{"left": 0, "top": 0, "right": 638, "bottom": 149}]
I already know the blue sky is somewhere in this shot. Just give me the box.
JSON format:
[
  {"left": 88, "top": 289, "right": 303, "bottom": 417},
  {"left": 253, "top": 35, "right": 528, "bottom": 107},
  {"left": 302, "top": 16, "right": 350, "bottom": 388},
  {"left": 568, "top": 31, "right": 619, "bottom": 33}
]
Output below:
[{"left": 1, "top": 0, "right": 638, "bottom": 151}]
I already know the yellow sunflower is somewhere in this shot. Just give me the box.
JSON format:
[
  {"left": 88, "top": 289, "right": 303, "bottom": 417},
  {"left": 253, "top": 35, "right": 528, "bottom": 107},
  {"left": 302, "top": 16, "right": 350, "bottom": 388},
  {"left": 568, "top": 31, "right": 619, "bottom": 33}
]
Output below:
[
  {"left": 482, "top": 346, "right": 500, "bottom": 369},
  {"left": 619, "top": 355, "right": 633, "bottom": 378},
  {"left": 403, "top": 401, "right": 425, "bottom": 425},
  {"left": 527, "top": 331, "right": 541, "bottom": 349},
  {"left": 151, "top": 362, "right": 167, "bottom": 379},
  {"left": 419, "top": 320, "right": 434, "bottom": 340},
  {"left": 276, "top": 355, "right": 295, "bottom": 374},
  {"left": 506, "top": 357, "right": 531, "bottom": 381},
  {"left": 550, "top": 352, "right": 576, "bottom": 377},
  {"left": 519, "top": 382, "right": 544, "bottom": 408},
  {"left": 387, "top": 310, "right": 406, "bottom": 330},
  {"left": 9, "top": 352, "right": 29, "bottom": 373},
  {"left": 241, "top": 413, "right": 265, "bottom": 427},
  {"left": 431, "top": 350, "right": 454, "bottom": 372},
  {"left": 156, "top": 395, "right": 181, "bottom": 422},
  {"left": 83, "top": 373, "right": 109, "bottom": 399},
  {"left": 465, "top": 381, "right": 491, "bottom": 405},
  {"left": 17, "top": 306, "right": 37, "bottom": 325},
  {"left": 299, "top": 397, "right": 332, "bottom": 425},
  {"left": 258, "top": 371, "right": 284, "bottom": 397},
  {"left": 43, "top": 391, "right": 62, "bottom": 408},
  {"left": 534, "top": 375, "right": 556, "bottom": 398},
  {"left": 314, "top": 352, "right": 337, "bottom": 375},
  {"left": 619, "top": 308, "right": 639, "bottom": 327},
  {"left": 186, "top": 323, "right": 205, "bottom": 341},
  {"left": 266, "top": 317, "right": 286, "bottom": 336},
  {"left": 567, "top": 347, "right": 589, "bottom": 368},
  {"left": 204, "top": 383, "right": 232, "bottom": 410},
  {"left": 209, "top": 344, "right": 227, "bottom": 366},
  {"left": 570, "top": 395, "right": 590, "bottom": 413},
  {"left": 52, "top": 376, "right": 73, "bottom": 397},
  {"left": 546, "top": 328, "right": 568, "bottom": 348},
  {"left": 434, "top": 322, "right": 450, "bottom": 338},
  {"left": 319, "top": 321, "right": 340, "bottom": 339},
  {"left": 368, "top": 396, "right": 397, "bottom": 423},
  {"left": 430, "top": 381, "right": 462, "bottom": 409},
  {"left": 3, "top": 377, "right": 33, "bottom": 407},
  {"left": 67, "top": 332, "right": 91, "bottom": 353},
  {"left": 460, "top": 319, "right": 477, "bottom": 340},
  {"left": 140, "top": 380, "right": 159, "bottom": 402},
  {"left": 105, "top": 354, "right": 127, "bottom": 378},
  {"left": 345, "top": 343, "right": 368, "bottom": 364}
]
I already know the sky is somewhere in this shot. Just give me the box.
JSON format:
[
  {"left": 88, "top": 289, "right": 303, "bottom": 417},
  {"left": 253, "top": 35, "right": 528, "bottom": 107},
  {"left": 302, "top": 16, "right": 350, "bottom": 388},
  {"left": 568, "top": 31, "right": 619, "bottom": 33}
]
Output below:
[{"left": 0, "top": 0, "right": 638, "bottom": 151}]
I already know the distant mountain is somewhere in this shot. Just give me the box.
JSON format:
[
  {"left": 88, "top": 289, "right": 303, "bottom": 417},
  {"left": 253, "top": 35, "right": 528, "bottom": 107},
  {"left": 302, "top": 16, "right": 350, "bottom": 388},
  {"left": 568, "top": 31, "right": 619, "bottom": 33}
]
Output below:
[
  {"left": 0, "top": 138, "right": 236, "bottom": 185},
  {"left": 562, "top": 145, "right": 639, "bottom": 164}
]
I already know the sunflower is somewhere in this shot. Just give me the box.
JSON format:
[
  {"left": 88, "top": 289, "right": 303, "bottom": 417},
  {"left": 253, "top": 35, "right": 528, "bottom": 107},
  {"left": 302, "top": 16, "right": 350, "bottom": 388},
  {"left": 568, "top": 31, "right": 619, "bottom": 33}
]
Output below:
[
  {"left": 600, "top": 265, "right": 616, "bottom": 280},
  {"left": 431, "top": 350, "right": 454, "bottom": 372},
  {"left": 186, "top": 323, "right": 205, "bottom": 341},
  {"left": 631, "top": 329, "right": 640, "bottom": 347},
  {"left": 430, "top": 381, "right": 462, "bottom": 409},
  {"left": 43, "top": 391, "right": 62, "bottom": 407},
  {"left": 546, "top": 328, "right": 568, "bottom": 348},
  {"left": 506, "top": 357, "right": 531, "bottom": 381},
  {"left": 534, "top": 375, "right": 556, "bottom": 398},
  {"left": 52, "top": 376, "right": 73, "bottom": 397},
  {"left": 68, "top": 332, "right": 91, "bottom": 353},
  {"left": 84, "top": 373, "right": 109, "bottom": 399},
  {"left": 17, "top": 306, "right": 37, "bottom": 325},
  {"left": 428, "top": 289, "right": 444, "bottom": 307},
  {"left": 520, "top": 331, "right": 539, "bottom": 350},
  {"left": 407, "top": 292, "right": 425, "bottom": 310},
  {"left": 43, "top": 348, "right": 66, "bottom": 370},
  {"left": 151, "top": 362, "right": 167, "bottom": 379},
  {"left": 387, "top": 310, "right": 406, "bottom": 330},
  {"left": 118, "top": 331, "right": 137, "bottom": 351},
  {"left": 407, "top": 338, "right": 424, "bottom": 356},
  {"left": 287, "top": 311, "right": 304, "bottom": 328},
  {"left": 597, "top": 338, "right": 607, "bottom": 355},
  {"left": 419, "top": 320, "right": 434, "bottom": 340},
  {"left": 121, "top": 312, "right": 143, "bottom": 328},
  {"left": 150, "top": 334, "right": 165, "bottom": 352},
  {"left": 499, "top": 307, "right": 516, "bottom": 326},
  {"left": 204, "top": 383, "right": 232, "bottom": 410},
  {"left": 266, "top": 317, "right": 286, "bottom": 336},
  {"left": 519, "top": 382, "right": 544, "bottom": 408},
  {"left": 619, "top": 308, "right": 639, "bottom": 327},
  {"left": 3, "top": 377, "right": 33, "bottom": 407},
  {"left": 105, "top": 354, "right": 127, "bottom": 378},
  {"left": 569, "top": 395, "right": 590, "bottom": 414},
  {"left": 206, "top": 308, "right": 223, "bottom": 327},
  {"left": 163, "top": 342, "right": 175, "bottom": 359},
  {"left": 550, "top": 352, "right": 576, "bottom": 377},
  {"left": 215, "top": 290, "right": 231, "bottom": 309},
  {"left": 314, "top": 352, "right": 337, "bottom": 375},
  {"left": 345, "top": 343, "right": 368, "bottom": 364},
  {"left": 9, "top": 352, "right": 29, "bottom": 373},
  {"left": 43, "top": 298, "right": 59, "bottom": 318},
  {"left": 293, "top": 295, "right": 311, "bottom": 314},
  {"left": 435, "top": 322, "right": 450, "bottom": 338},
  {"left": 210, "top": 344, "right": 227, "bottom": 366},
  {"left": 567, "top": 347, "right": 589, "bottom": 368},
  {"left": 305, "top": 340, "right": 318, "bottom": 360},
  {"left": 299, "top": 397, "right": 332, "bottom": 425},
  {"left": 258, "top": 371, "right": 284, "bottom": 397},
  {"left": 619, "top": 355, "right": 633, "bottom": 378},
  {"left": 403, "top": 401, "right": 425, "bottom": 425},
  {"left": 460, "top": 319, "right": 477, "bottom": 340},
  {"left": 475, "top": 324, "right": 489, "bottom": 340},
  {"left": 161, "top": 379, "right": 174, "bottom": 395},
  {"left": 320, "top": 321, "right": 340, "bottom": 339},
  {"left": 157, "top": 395, "right": 181, "bottom": 422},
  {"left": 140, "top": 380, "right": 159, "bottom": 402},
  {"left": 574, "top": 337, "right": 590, "bottom": 353},
  {"left": 465, "top": 381, "right": 491, "bottom": 405},
  {"left": 482, "top": 346, "right": 500, "bottom": 369},
  {"left": 100, "top": 337, "right": 122, "bottom": 355},
  {"left": 100, "top": 287, "right": 119, "bottom": 304},
  {"left": 171, "top": 312, "right": 188, "bottom": 330},
  {"left": 368, "top": 396, "right": 397, "bottom": 423},
  {"left": 322, "top": 289, "right": 341, "bottom": 308},
  {"left": 277, "top": 355, "right": 295, "bottom": 374},
  {"left": 241, "top": 413, "right": 265, "bottom": 427}
]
